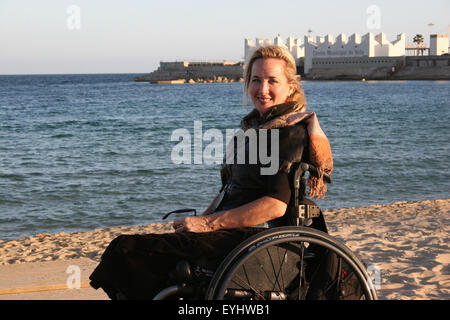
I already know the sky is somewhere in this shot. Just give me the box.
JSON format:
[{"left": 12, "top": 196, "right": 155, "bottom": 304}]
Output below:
[{"left": 0, "top": 0, "right": 449, "bottom": 75}]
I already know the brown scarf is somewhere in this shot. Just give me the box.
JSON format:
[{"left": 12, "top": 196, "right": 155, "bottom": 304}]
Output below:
[{"left": 241, "top": 102, "right": 333, "bottom": 199}]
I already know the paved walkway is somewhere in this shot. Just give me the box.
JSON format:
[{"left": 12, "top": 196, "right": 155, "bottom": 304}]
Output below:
[{"left": 0, "top": 258, "right": 107, "bottom": 300}]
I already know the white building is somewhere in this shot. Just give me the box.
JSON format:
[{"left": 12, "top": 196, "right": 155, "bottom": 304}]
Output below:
[
  {"left": 304, "top": 32, "right": 406, "bottom": 73},
  {"left": 244, "top": 32, "right": 406, "bottom": 74},
  {"left": 244, "top": 35, "right": 305, "bottom": 66},
  {"left": 430, "top": 34, "right": 449, "bottom": 56}
]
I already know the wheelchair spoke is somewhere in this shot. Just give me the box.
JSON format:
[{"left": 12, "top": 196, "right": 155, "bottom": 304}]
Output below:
[
  {"left": 226, "top": 261, "right": 267, "bottom": 300},
  {"left": 266, "top": 247, "right": 283, "bottom": 292},
  {"left": 275, "top": 247, "right": 288, "bottom": 291},
  {"left": 254, "top": 252, "right": 278, "bottom": 292},
  {"left": 298, "top": 241, "right": 305, "bottom": 299},
  {"left": 242, "top": 264, "right": 251, "bottom": 290}
]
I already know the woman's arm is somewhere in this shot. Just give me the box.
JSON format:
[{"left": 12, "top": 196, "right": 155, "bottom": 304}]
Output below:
[{"left": 173, "top": 196, "right": 287, "bottom": 233}]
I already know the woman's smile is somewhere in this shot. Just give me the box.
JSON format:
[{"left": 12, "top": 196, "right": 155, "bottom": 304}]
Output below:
[{"left": 257, "top": 96, "right": 272, "bottom": 104}]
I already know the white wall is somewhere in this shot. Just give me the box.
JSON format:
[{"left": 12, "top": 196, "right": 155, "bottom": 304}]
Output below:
[
  {"left": 245, "top": 32, "right": 407, "bottom": 74},
  {"left": 304, "top": 32, "right": 405, "bottom": 73},
  {"left": 430, "top": 34, "right": 449, "bottom": 56},
  {"left": 244, "top": 36, "right": 305, "bottom": 65}
]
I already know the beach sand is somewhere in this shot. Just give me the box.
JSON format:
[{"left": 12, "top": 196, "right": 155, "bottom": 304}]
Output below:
[{"left": 0, "top": 199, "right": 448, "bottom": 300}]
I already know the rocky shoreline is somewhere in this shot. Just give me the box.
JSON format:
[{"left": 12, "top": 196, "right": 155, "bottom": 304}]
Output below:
[{"left": 134, "top": 75, "right": 244, "bottom": 84}]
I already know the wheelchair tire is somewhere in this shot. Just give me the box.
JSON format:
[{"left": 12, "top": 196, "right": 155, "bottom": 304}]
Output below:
[{"left": 205, "top": 226, "right": 378, "bottom": 300}]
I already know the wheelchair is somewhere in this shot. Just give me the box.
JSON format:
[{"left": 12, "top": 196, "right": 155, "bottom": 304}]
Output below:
[{"left": 154, "top": 162, "right": 378, "bottom": 300}]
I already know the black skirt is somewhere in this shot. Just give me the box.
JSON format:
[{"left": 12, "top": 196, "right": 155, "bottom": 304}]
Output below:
[{"left": 89, "top": 228, "right": 263, "bottom": 299}]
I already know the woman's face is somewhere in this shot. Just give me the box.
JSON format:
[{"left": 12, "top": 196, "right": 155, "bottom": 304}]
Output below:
[{"left": 249, "top": 58, "right": 293, "bottom": 115}]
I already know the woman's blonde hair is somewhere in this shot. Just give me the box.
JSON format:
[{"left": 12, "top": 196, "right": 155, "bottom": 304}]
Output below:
[{"left": 244, "top": 45, "right": 306, "bottom": 112}]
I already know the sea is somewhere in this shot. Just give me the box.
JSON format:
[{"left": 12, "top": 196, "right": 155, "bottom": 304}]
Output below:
[{"left": 0, "top": 74, "right": 449, "bottom": 240}]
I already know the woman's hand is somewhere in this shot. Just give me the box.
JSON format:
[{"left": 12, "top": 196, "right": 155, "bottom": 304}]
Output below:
[
  {"left": 173, "top": 196, "right": 286, "bottom": 233},
  {"left": 173, "top": 216, "right": 213, "bottom": 233}
]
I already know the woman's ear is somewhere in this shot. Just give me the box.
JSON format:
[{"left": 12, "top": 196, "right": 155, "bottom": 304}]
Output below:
[{"left": 289, "top": 82, "right": 295, "bottom": 96}]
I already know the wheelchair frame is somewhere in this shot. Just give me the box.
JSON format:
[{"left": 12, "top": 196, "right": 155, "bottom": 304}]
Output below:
[{"left": 154, "top": 162, "right": 378, "bottom": 300}]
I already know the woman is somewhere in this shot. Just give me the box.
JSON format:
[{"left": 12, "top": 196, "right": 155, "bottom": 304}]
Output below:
[{"left": 89, "top": 45, "right": 333, "bottom": 300}]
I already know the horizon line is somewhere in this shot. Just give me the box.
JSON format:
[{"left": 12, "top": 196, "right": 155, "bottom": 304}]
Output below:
[{"left": 0, "top": 72, "right": 148, "bottom": 76}]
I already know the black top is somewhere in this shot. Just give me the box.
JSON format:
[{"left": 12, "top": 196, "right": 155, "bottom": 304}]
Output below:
[{"left": 216, "top": 105, "right": 308, "bottom": 220}]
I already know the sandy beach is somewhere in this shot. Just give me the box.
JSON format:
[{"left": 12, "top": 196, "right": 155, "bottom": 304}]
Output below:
[{"left": 0, "top": 199, "right": 448, "bottom": 300}]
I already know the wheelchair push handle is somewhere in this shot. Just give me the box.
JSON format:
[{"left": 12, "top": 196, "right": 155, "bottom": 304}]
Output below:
[{"left": 300, "top": 162, "right": 331, "bottom": 184}]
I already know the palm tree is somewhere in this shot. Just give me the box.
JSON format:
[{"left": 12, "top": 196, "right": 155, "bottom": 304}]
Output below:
[
  {"left": 413, "top": 34, "right": 425, "bottom": 56},
  {"left": 413, "top": 34, "right": 424, "bottom": 46}
]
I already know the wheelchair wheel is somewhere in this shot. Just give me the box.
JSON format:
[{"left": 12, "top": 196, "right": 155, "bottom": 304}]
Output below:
[{"left": 205, "top": 226, "right": 377, "bottom": 300}]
